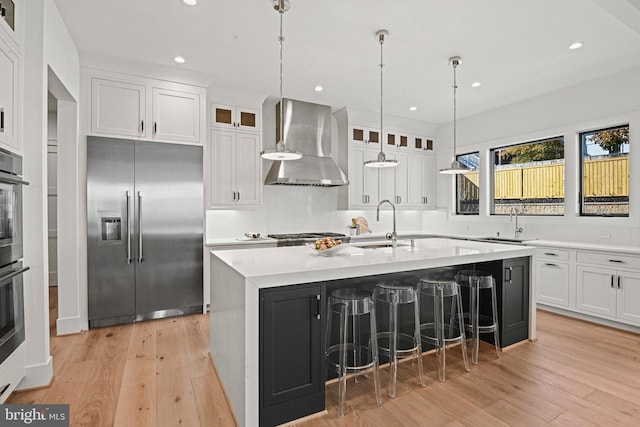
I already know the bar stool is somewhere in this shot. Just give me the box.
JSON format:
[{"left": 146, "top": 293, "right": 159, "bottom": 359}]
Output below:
[
  {"left": 325, "top": 288, "right": 382, "bottom": 418},
  {"left": 373, "top": 281, "right": 425, "bottom": 398},
  {"left": 455, "top": 270, "right": 501, "bottom": 364},
  {"left": 418, "top": 276, "right": 470, "bottom": 382}
]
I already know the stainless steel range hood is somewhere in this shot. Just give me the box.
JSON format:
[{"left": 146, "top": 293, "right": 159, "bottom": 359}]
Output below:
[{"left": 264, "top": 98, "right": 349, "bottom": 186}]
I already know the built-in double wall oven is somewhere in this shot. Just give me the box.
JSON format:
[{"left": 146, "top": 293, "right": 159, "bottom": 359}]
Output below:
[{"left": 0, "top": 147, "right": 28, "bottom": 365}]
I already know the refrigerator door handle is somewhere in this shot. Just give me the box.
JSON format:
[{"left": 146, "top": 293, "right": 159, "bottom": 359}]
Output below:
[
  {"left": 126, "top": 191, "right": 132, "bottom": 264},
  {"left": 138, "top": 191, "right": 143, "bottom": 263}
]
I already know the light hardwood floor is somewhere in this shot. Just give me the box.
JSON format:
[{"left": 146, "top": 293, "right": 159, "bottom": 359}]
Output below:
[{"left": 9, "top": 292, "right": 640, "bottom": 426}]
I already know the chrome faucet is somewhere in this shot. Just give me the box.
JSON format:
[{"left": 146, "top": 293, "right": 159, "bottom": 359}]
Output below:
[
  {"left": 510, "top": 207, "right": 523, "bottom": 238},
  {"left": 377, "top": 199, "right": 397, "bottom": 248}
]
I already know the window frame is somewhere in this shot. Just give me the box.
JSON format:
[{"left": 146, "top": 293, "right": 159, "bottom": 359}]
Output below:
[
  {"left": 455, "top": 151, "right": 480, "bottom": 215},
  {"left": 489, "top": 135, "right": 565, "bottom": 217},
  {"left": 578, "top": 124, "right": 630, "bottom": 218}
]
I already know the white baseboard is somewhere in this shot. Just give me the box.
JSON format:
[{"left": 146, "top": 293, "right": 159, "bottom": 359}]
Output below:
[
  {"left": 56, "top": 315, "right": 82, "bottom": 335},
  {"left": 18, "top": 355, "right": 53, "bottom": 390}
]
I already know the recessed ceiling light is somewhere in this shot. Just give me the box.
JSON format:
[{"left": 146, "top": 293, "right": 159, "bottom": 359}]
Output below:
[
  {"left": 183, "top": 0, "right": 197, "bottom": 5},
  {"left": 409, "top": 106, "right": 417, "bottom": 111},
  {"left": 174, "top": 56, "right": 185, "bottom": 64},
  {"left": 471, "top": 81, "right": 482, "bottom": 88},
  {"left": 314, "top": 85, "right": 323, "bottom": 92},
  {"left": 569, "top": 41, "right": 583, "bottom": 50}
]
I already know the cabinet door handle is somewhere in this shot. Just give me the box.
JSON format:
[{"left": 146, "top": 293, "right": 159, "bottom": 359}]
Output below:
[
  {"left": 237, "top": 192, "right": 240, "bottom": 201},
  {"left": 544, "top": 252, "right": 558, "bottom": 256},
  {"left": 315, "top": 294, "right": 321, "bottom": 320},
  {"left": 618, "top": 276, "right": 622, "bottom": 289},
  {"left": 611, "top": 274, "right": 615, "bottom": 288},
  {"left": 0, "top": 107, "right": 4, "bottom": 133},
  {"left": 0, "top": 383, "right": 10, "bottom": 396},
  {"left": 609, "top": 259, "right": 625, "bottom": 264},
  {"left": 140, "top": 120, "right": 144, "bottom": 132},
  {"left": 506, "top": 266, "right": 512, "bottom": 283},
  {"left": 544, "top": 263, "right": 558, "bottom": 267},
  {"left": 153, "top": 122, "right": 157, "bottom": 134},
  {"left": 233, "top": 191, "right": 236, "bottom": 201}
]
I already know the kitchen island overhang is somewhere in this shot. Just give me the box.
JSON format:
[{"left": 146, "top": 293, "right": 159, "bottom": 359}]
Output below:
[{"left": 209, "top": 238, "right": 536, "bottom": 427}]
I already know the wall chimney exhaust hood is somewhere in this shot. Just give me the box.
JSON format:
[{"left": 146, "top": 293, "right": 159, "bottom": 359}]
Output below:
[{"left": 264, "top": 98, "right": 349, "bottom": 186}]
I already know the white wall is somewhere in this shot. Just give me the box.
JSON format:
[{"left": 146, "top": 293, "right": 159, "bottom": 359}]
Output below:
[
  {"left": 21, "top": 0, "right": 79, "bottom": 389},
  {"left": 432, "top": 66, "right": 640, "bottom": 245}
]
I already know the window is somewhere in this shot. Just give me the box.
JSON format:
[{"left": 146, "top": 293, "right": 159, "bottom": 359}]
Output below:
[
  {"left": 579, "top": 125, "right": 629, "bottom": 217},
  {"left": 490, "top": 136, "right": 565, "bottom": 216},
  {"left": 456, "top": 152, "right": 479, "bottom": 214}
]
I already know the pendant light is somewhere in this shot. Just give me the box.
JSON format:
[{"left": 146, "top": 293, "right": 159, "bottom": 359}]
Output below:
[
  {"left": 440, "top": 56, "right": 469, "bottom": 174},
  {"left": 364, "top": 30, "right": 398, "bottom": 168},
  {"left": 260, "top": 0, "right": 303, "bottom": 161}
]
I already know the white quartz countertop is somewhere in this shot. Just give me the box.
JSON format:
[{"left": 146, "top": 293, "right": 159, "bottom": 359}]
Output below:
[
  {"left": 527, "top": 239, "right": 640, "bottom": 254},
  {"left": 211, "top": 237, "right": 534, "bottom": 288}
]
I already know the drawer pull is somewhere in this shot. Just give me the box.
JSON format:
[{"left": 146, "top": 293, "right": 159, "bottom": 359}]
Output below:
[
  {"left": 0, "top": 383, "right": 10, "bottom": 396},
  {"left": 609, "top": 259, "right": 625, "bottom": 264},
  {"left": 544, "top": 263, "right": 558, "bottom": 267},
  {"left": 544, "top": 252, "right": 558, "bottom": 256}
]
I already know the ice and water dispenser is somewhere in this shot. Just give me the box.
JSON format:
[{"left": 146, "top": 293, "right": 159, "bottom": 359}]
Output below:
[{"left": 99, "top": 212, "right": 122, "bottom": 242}]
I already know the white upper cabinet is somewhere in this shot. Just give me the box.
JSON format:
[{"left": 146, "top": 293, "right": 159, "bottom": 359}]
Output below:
[
  {"left": 335, "top": 108, "right": 436, "bottom": 210},
  {"left": 89, "top": 73, "right": 205, "bottom": 144},
  {"left": 211, "top": 103, "right": 260, "bottom": 133},
  {"left": 91, "top": 78, "right": 146, "bottom": 138},
  {"left": 408, "top": 152, "right": 436, "bottom": 207},
  {"left": 0, "top": 35, "right": 18, "bottom": 152},
  {"left": 210, "top": 129, "right": 261, "bottom": 207},
  {"left": 349, "top": 144, "right": 379, "bottom": 208},
  {"left": 152, "top": 88, "right": 200, "bottom": 143}
]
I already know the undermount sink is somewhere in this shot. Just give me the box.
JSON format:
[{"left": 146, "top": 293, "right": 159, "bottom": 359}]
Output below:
[
  {"left": 477, "top": 236, "right": 529, "bottom": 244},
  {"left": 351, "top": 241, "right": 411, "bottom": 249}
]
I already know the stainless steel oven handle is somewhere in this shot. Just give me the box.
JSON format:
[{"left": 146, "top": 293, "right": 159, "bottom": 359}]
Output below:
[
  {"left": 0, "top": 170, "right": 29, "bottom": 186},
  {"left": 126, "top": 191, "right": 132, "bottom": 264},
  {"left": 0, "top": 266, "right": 29, "bottom": 286},
  {"left": 138, "top": 191, "right": 143, "bottom": 263}
]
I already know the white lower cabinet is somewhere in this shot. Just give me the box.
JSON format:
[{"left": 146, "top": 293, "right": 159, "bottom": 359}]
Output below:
[
  {"left": 535, "top": 247, "right": 571, "bottom": 308},
  {"left": 576, "top": 266, "right": 640, "bottom": 324},
  {"left": 210, "top": 129, "right": 260, "bottom": 207},
  {"left": 575, "top": 250, "right": 640, "bottom": 326},
  {"left": 536, "top": 260, "right": 570, "bottom": 307}
]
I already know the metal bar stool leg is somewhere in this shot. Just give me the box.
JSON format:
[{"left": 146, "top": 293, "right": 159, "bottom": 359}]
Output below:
[
  {"left": 491, "top": 277, "right": 502, "bottom": 358},
  {"left": 456, "top": 284, "right": 470, "bottom": 372},
  {"left": 337, "top": 304, "right": 348, "bottom": 419},
  {"left": 436, "top": 284, "right": 446, "bottom": 382},
  {"left": 413, "top": 290, "right": 426, "bottom": 387},
  {"left": 388, "top": 292, "right": 398, "bottom": 397},
  {"left": 370, "top": 304, "right": 383, "bottom": 407},
  {"left": 471, "top": 276, "right": 480, "bottom": 365}
]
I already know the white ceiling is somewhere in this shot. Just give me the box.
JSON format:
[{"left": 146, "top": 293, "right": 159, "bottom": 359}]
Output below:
[{"left": 54, "top": 0, "right": 640, "bottom": 124}]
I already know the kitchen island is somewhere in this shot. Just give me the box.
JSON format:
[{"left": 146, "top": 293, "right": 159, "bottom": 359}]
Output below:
[{"left": 210, "top": 238, "right": 535, "bottom": 427}]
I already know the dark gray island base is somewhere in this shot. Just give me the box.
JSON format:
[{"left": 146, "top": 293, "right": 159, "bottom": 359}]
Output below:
[{"left": 210, "top": 238, "right": 535, "bottom": 426}]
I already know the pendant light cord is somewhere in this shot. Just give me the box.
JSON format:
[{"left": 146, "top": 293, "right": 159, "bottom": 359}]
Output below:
[
  {"left": 278, "top": 0, "right": 284, "bottom": 150},
  {"left": 379, "top": 34, "right": 384, "bottom": 156},
  {"left": 452, "top": 60, "right": 457, "bottom": 160}
]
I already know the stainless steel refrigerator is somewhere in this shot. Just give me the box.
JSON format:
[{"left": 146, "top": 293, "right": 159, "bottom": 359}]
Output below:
[{"left": 87, "top": 136, "right": 203, "bottom": 328}]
